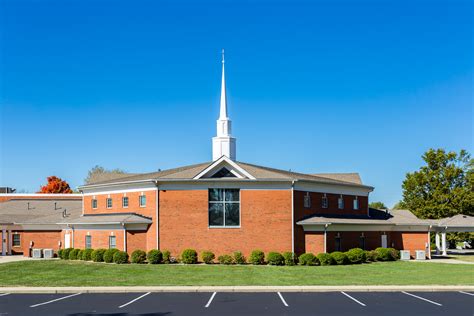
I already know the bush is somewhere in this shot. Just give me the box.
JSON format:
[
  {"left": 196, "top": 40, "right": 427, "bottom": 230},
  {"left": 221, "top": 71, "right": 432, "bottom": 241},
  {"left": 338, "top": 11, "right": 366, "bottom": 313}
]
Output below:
[
  {"left": 233, "top": 251, "right": 246, "bottom": 264},
  {"left": 131, "top": 250, "right": 147, "bottom": 264},
  {"left": 201, "top": 251, "right": 215, "bottom": 264},
  {"left": 69, "top": 249, "right": 81, "bottom": 260},
  {"left": 249, "top": 250, "right": 265, "bottom": 265},
  {"left": 104, "top": 248, "right": 120, "bottom": 263},
  {"left": 331, "top": 251, "right": 348, "bottom": 265},
  {"left": 113, "top": 251, "right": 129, "bottom": 264},
  {"left": 218, "top": 254, "right": 234, "bottom": 265},
  {"left": 82, "top": 249, "right": 94, "bottom": 261},
  {"left": 346, "top": 248, "right": 366, "bottom": 264},
  {"left": 77, "top": 250, "right": 84, "bottom": 260},
  {"left": 298, "top": 253, "right": 319, "bottom": 266},
  {"left": 388, "top": 248, "right": 400, "bottom": 260},
  {"left": 62, "top": 248, "right": 73, "bottom": 260},
  {"left": 266, "top": 252, "right": 284, "bottom": 266},
  {"left": 181, "top": 249, "right": 198, "bottom": 264},
  {"left": 282, "top": 252, "right": 295, "bottom": 266},
  {"left": 317, "top": 253, "right": 334, "bottom": 266},
  {"left": 147, "top": 250, "right": 162, "bottom": 264},
  {"left": 58, "top": 249, "right": 64, "bottom": 259},
  {"left": 91, "top": 248, "right": 107, "bottom": 262},
  {"left": 365, "top": 250, "right": 377, "bottom": 262},
  {"left": 375, "top": 247, "right": 393, "bottom": 261},
  {"left": 162, "top": 250, "right": 171, "bottom": 264}
]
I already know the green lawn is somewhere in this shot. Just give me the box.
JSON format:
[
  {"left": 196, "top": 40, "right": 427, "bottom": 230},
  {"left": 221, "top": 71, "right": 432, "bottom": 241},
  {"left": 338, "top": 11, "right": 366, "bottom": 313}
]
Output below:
[
  {"left": 449, "top": 255, "right": 474, "bottom": 263},
  {"left": 0, "top": 260, "right": 472, "bottom": 286}
]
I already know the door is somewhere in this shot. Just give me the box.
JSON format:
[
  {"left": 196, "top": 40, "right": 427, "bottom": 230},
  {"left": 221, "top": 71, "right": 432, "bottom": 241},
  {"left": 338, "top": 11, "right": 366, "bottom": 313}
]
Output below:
[
  {"left": 64, "top": 233, "right": 71, "bottom": 249},
  {"left": 381, "top": 234, "right": 388, "bottom": 248}
]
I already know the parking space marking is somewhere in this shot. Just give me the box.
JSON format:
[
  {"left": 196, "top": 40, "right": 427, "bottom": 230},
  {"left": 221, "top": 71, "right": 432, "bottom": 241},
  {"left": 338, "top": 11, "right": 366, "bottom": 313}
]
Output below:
[
  {"left": 340, "top": 291, "right": 366, "bottom": 306},
  {"left": 30, "top": 293, "right": 82, "bottom": 308},
  {"left": 204, "top": 292, "right": 217, "bottom": 308},
  {"left": 0, "top": 293, "right": 10, "bottom": 297},
  {"left": 459, "top": 291, "right": 474, "bottom": 297},
  {"left": 118, "top": 292, "right": 151, "bottom": 309},
  {"left": 401, "top": 291, "right": 442, "bottom": 306},
  {"left": 277, "top": 292, "right": 289, "bottom": 307}
]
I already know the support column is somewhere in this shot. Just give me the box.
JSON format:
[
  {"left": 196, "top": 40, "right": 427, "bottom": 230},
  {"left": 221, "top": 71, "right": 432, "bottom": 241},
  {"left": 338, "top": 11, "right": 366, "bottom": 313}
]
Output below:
[
  {"left": 8, "top": 229, "right": 12, "bottom": 255},
  {"left": 1, "top": 229, "right": 6, "bottom": 256},
  {"left": 123, "top": 226, "right": 127, "bottom": 253},
  {"left": 435, "top": 233, "right": 441, "bottom": 255},
  {"left": 441, "top": 232, "right": 447, "bottom": 256},
  {"left": 324, "top": 226, "right": 327, "bottom": 253}
]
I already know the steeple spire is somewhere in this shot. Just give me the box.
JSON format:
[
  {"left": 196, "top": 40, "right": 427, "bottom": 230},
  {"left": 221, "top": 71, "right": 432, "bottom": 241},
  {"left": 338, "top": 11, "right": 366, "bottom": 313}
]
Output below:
[{"left": 212, "top": 49, "right": 236, "bottom": 161}]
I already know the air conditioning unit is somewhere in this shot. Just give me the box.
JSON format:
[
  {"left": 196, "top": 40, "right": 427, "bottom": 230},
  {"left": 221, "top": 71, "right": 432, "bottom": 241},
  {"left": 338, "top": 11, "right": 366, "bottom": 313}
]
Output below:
[
  {"left": 415, "top": 250, "right": 426, "bottom": 260},
  {"left": 32, "top": 249, "right": 42, "bottom": 258},
  {"left": 43, "top": 249, "right": 54, "bottom": 258},
  {"left": 400, "top": 250, "right": 411, "bottom": 260}
]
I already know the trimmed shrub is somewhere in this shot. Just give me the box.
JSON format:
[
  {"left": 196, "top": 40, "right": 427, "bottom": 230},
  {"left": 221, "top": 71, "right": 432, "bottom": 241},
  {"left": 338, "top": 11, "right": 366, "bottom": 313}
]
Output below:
[
  {"left": 331, "top": 251, "right": 348, "bottom": 265},
  {"left": 218, "top": 254, "right": 234, "bottom": 265},
  {"left": 282, "top": 252, "right": 295, "bottom": 266},
  {"left": 375, "top": 247, "right": 392, "bottom": 261},
  {"left": 202, "top": 251, "right": 215, "bottom": 264},
  {"left": 346, "top": 248, "right": 366, "bottom": 264},
  {"left": 69, "top": 249, "right": 80, "bottom": 260},
  {"left": 62, "top": 248, "right": 73, "bottom": 260},
  {"left": 388, "top": 248, "right": 400, "bottom": 260},
  {"left": 233, "top": 251, "right": 246, "bottom": 264},
  {"left": 162, "top": 250, "right": 171, "bottom": 264},
  {"left": 91, "top": 248, "right": 107, "bottom": 262},
  {"left": 317, "top": 253, "right": 334, "bottom": 266},
  {"left": 131, "top": 250, "right": 147, "bottom": 264},
  {"left": 147, "top": 249, "right": 162, "bottom": 264},
  {"left": 365, "top": 250, "right": 377, "bottom": 262},
  {"left": 266, "top": 252, "right": 284, "bottom": 266},
  {"left": 181, "top": 249, "right": 198, "bottom": 264},
  {"left": 249, "top": 250, "right": 265, "bottom": 265},
  {"left": 104, "top": 248, "right": 120, "bottom": 263},
  {"left": 113, "top": 251, "right": 129, "bottom": 264},
  {"left": 298, "top": 253, "right": 319, "bottom": 266},
  {"left": 77, "top": 250, "right": 84, "bottom": 260},
  {"left": 82, "top": 249, "right": 94, "bottom": 261},
  {"left": 58, "top": 249, "right": 64, "bottom": 259}
]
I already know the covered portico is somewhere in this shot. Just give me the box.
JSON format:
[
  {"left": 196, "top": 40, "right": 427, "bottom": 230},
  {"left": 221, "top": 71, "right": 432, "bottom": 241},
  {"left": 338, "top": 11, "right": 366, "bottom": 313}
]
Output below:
[
  {"left": 433, "top": 214, "right": 474, "bottom": 256},
  {"left": 0, "top": 224, "right": 22, "bottom": 256}
]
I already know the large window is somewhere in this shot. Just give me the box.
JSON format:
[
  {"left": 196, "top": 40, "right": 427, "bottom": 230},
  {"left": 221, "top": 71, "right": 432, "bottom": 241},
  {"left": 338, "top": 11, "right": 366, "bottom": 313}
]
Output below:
[
  {"left": 12, "top": 233, "right": 21, "bottom": 247},
  {"left": 209, "top": 189, "right": 240, "bottom": 227},
  {"left": 85, "top": 235, "right": 92, "bottom": 249},
  {"left": 321, "top": 194, "right": 328, "bottom": 208},
  {"left": 338, "top": 196, "right": 344, "bottom": 209},
  {"left": 139, "top": 195, "right": 146, "bottom": 207},
  {"left": 303, "top": 192, "right": 311, "bottom": 208},
  {"left": 109, "top": 236, "right": 116, "bottom": 249},
  {"left": 353, "top": 197, "right": 359, "bottom": 210}
]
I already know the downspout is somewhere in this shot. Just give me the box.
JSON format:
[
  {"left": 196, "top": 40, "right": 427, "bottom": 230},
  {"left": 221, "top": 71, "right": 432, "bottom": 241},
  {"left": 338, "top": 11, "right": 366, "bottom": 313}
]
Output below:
[
  {"left": 324, "top": 224, "right": 329, "bottom": 253},
  {"left": 71, "top": 225, "right": 75, "bottom": 248},
  {"left": 291, "top": 180, "right": 295, "bottom": 254},
  {"left": 122, "top": 223, "right": 127, "bottom": 252},
  {"left": 155, "top": 180, "right": 159, "bottom": 250},
  {"left": 428, "top": 225, "right": 432, "bottom": 259}
]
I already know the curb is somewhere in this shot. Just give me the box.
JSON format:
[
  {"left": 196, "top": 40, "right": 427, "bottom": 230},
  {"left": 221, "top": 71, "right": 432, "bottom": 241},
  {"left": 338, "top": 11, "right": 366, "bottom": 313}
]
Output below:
[{"left": 1, "top": 286, "right": 473, "bottom": 294}]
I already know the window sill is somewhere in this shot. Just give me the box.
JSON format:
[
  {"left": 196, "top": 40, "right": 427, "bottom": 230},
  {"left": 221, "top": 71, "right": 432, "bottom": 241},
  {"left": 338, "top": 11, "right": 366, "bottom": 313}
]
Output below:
[{"left": 208, "top": 226, "right": 241, "bottom": 229}]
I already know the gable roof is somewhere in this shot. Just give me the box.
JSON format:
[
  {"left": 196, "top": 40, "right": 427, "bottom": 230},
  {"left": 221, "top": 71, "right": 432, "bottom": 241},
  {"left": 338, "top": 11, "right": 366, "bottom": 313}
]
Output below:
[
  {"left": 60, "top": 213, "right": 153, "bottom": 225},
  {"left": 311, "top": 173, "right": 362, "bottom": 185}
]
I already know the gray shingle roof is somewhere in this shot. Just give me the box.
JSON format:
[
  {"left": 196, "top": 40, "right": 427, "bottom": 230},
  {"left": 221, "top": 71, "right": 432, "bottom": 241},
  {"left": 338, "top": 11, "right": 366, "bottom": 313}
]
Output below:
[
  {"left": 61, "top": 213, "right": 153, "bottom": 225},
  {"left": 311, "top": 173, "right": 362, "bottom": 185},
  {"left": 438, "top": 214, "right": 474, "bottom": 227}
]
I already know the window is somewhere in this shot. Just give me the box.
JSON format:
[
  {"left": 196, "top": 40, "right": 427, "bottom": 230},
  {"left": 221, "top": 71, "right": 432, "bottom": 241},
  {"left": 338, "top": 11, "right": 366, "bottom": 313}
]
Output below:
[
  {"left": 122, "top": 197, "right": 129, "bottom": 208},
  {"left": 303, "top": 192, "right": 311, "bottom": 208},
  {"left": 106, "top": 198, "right": 112, "bottom": 209},
  {"left": 335, "top": 233, "right": 342, "bottom": 251},
  {"left": 12, "top": 234, "right": 20, "bottom": 247},
  {"left": 85, "top": 235, "right": 92, "bottom": 249},
  {"left": 359, "top": 233, "right": 366, "bottom": 250},
  {"left": 211, "top": 167, "right": 237, "bottom": 178},
  {"left": 139, "top": 195, "right": 146, "bottom": 207},
  {"left": 338, "top": 196, "right": 344, "bottom": 209},
  {"left": 108, "top": 236, "right": 116, "bottom": 249},
  {"left": 353, "top": 197, "right": 359, "bottom": 210},
  {"left": 322, "top": 194, "right": 328, "bottom": 208},
  {"left": 91, "top": 199, "right": 97, "bottom": 209},
  {"left": 209, "top": 189, "right": 240, "bottom": 227}
]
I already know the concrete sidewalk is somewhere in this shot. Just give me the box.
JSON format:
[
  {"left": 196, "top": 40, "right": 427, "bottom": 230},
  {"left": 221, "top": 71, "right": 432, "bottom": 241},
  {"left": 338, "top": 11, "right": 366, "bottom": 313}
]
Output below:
[{"left": 0, "top": 285, "right": 473, "bottom": 293}]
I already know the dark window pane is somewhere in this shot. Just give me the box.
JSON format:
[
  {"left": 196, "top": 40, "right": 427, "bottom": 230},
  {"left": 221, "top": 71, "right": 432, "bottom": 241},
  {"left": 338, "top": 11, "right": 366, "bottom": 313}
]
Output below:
[
  {"left": 211, "top": 167, "right": 237, "bottom": 178},
  {"left": 209, "top": 189, "right": 224, "bottom": 202},
  {"left": 225, "top": 203, "right": 240, "bottom": 226},
  {"left": 225, "top": 189, "right": 240, "bottom": 202},
  {"left": 209, "top": 203, "right": 224, "bottom": 226}
]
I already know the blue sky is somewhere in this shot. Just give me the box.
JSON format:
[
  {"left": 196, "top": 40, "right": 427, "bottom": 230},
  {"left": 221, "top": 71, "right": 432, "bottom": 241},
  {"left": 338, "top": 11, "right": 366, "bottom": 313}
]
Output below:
[{"left": 0, "top": 0, "right": 472, "bottom": 207}]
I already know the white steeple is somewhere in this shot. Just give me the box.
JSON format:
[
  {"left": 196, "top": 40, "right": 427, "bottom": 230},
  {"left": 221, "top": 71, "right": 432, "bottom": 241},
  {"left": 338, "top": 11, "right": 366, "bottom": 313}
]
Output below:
[{"left": 212, "top": 49, "right": 236, "bottom": 161}]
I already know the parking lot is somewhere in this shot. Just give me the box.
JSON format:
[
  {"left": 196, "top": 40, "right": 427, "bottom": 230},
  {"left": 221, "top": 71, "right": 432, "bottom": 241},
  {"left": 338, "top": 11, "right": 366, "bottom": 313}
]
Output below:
[{"left": 0, "top": 291, "right": 472, "bottom": 315}]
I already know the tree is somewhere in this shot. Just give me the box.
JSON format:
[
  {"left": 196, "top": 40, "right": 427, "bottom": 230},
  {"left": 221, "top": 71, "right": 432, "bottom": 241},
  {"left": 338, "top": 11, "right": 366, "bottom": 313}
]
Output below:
[
  {"left": 369, "top": 201, "right": 387, "bottom": 209},
  {"left": 401, "top": 148, "right": 473, "bottom": 219},
  {"left": 38, "top": 176, "right": 73, "bottom": 193},
  {"left": 84, "top": 165, "right": 128, "bottom": 185},
  {"left": 392, "top": 201, "right": 405, "bottom": 210}
]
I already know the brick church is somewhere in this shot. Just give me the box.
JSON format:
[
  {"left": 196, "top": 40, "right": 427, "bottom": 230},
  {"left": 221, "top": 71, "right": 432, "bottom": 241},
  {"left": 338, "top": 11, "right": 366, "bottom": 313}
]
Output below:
[{"left": 1, "top": 52, "right": 434, "bottom": 258}]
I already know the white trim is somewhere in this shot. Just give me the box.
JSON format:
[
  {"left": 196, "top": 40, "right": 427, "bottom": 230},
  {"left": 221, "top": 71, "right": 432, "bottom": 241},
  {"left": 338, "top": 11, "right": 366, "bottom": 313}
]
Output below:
[
  {"left": 193, "top": 156, "right": 256, "bottom": 180},
  {"left": 295, "top": 182, "right": 371, "bottom": 196},
  {"left": 83, "top": 188, "right": 158, "bottom": 196}
]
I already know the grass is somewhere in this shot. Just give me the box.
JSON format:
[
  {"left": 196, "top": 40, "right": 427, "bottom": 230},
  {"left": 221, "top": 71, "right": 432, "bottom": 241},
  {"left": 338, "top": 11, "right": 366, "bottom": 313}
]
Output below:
[
  {"left": 448, "top": 255, "right": 474, "bottom": 263},
  {"left": 0, "top": 260, "right": 473, "bottom": 287}
]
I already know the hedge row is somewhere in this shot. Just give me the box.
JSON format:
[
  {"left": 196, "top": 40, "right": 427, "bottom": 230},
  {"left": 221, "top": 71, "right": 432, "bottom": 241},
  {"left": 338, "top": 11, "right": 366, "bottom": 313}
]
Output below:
[{"left": 58, "top": 247, "right": 400, "bottom": 265}]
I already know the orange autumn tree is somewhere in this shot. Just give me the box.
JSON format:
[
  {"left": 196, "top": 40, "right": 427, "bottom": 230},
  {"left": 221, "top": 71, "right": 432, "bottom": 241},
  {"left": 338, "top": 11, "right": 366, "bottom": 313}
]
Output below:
[{"left": 38, "top": 176, "right": 73, "bottom": 193}]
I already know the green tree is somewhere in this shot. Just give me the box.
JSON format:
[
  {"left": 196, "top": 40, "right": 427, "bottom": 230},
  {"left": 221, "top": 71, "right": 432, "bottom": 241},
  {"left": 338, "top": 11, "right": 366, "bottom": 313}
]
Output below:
[
  {"left": 84, "top": 165, "right": 129, "bottom": 184},
  {"left": 369, "top": 201, "right": 387, "bottom": 209},
  {"left": 401, "top": 149, "right": 473, "bottom": 219}
]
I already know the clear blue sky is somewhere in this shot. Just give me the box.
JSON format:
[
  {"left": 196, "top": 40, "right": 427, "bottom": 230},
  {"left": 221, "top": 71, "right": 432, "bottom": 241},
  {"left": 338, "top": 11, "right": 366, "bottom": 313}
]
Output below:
[{"left": 0, "top": 0, "right": 472, "bottom": 207}]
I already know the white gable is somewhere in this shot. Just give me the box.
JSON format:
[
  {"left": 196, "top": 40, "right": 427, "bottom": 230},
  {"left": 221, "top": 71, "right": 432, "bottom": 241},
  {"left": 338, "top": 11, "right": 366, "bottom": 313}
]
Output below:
[{"left": 193, "top": 156, "right": 256, "bottom": 180}]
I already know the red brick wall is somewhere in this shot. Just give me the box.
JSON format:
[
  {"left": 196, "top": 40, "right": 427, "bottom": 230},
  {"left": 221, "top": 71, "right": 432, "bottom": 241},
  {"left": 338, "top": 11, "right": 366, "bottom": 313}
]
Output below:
[
  {"left": 127, "top": 231, "right": 148, "bottom": 254},
  {"left": 390, "top": 232, "right": 429, "bottom": 258},
  {"left": 305, "top": 232, "right": 325, "bottom": 254},
  {"left": 72, "top": 230, "right": 125, "bottom": 251},
  {"left": 158, "top": 189, "right": 293, "bottom": 258},
  {"left": 20, "top": 231, "right": 62, "bottom": 256}
]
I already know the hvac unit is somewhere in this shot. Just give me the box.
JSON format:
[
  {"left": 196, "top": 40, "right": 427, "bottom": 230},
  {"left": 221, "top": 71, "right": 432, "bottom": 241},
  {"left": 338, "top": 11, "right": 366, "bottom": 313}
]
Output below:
[
  {"left": 415, "top": 250, "right": 426, "bottom": 260},
  {"left": 32, "top": 249, "right": 42, "bottom": 258},
  {"left": 400, "top": 250, "right": 411, "bottom": 260},
  {"left": 43, "top": 249, "right": 54, "bottom": 258}
]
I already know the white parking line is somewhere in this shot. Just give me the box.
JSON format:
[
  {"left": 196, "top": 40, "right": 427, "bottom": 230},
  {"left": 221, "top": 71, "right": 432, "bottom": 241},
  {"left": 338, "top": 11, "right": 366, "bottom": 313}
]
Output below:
[
  {"left": 204, "top": 292, "right": 217, "bottom": 308},
  {"left": 118, "top": 292, "right": 151, "bottom": 309},
  {"left": 277, "top": 292, "right": 289, "bottom": 307},
  {"left": 0, "top": 293, "right": 10, "bottom": 297},
  {"left": 459, "top": 291, "right": 474, "bottom": 297},
  {"left": 340, "top": 291, "right": 366, "bottom": 306},
  {"left": 30, "top": 293, "right": 82, "bottom": 308},
  {"left": 401, "top": 291, "right": 442, "bottom": 306}
]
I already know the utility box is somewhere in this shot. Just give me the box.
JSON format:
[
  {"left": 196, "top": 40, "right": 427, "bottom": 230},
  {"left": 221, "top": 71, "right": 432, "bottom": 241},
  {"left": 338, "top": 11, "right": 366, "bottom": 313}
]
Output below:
[
  {"left": 415, "top": 250, "right": 426, "bottom": 260},
  {"left": 400, "top": 250, "right": 411, "bottom": 260},
  {"left": 32, "top": 249, "right": 42, "bottom": 258},
  {"left": 43, "top": 249, "right": 54, "bottom": 258}
]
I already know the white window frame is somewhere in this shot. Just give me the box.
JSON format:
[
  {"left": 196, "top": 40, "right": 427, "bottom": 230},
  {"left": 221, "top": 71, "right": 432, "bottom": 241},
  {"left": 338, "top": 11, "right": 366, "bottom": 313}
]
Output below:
[
  {"left": 92, "top": 199, "right": 98, "bottom": 209},
  {"left": 85, "top": 235, "right": 92, "bottom": 249},
  {"left": 321, "top": 194, "right": 328, "bottom": 209},
  {"left": 139, "top": 194, "right": 146, "bottom": 208},
  {"left": 12, "top": 233, "right": 21, "bottom": 247},
  {"left": 353, "top": 197, "right": 359, "bottom": 210},
  {"left": 209, "top": 189, "right": 241, "bottom": 228},
  {"left": 108, "top": 236, "right": 116, "bottom": 249},
  {"left": 106, "top": 198, "right": 112, "bottom": 209},
  {"left": 303, "top": 192, "right": 311, "bottom": 208},
  {"left": 338, "top": 195, "right": 344, "bottom": 209},
  {"left": 122, "top": 196, "right": 129, "bottom": 208}
]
